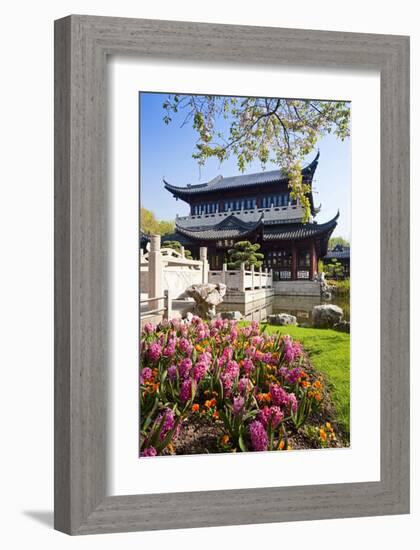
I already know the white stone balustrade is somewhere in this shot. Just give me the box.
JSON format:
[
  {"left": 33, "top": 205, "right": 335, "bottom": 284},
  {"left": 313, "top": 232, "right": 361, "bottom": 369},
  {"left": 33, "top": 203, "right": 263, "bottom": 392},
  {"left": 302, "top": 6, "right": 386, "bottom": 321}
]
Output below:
[{"left": 208, "top": 263, "right": 273, "bottom": 292}]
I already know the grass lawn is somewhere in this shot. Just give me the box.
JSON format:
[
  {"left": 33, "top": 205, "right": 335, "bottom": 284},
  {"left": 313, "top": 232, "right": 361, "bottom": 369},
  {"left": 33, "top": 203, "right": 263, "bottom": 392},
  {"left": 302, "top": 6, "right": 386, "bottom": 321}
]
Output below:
[{"left": 261, "top": 324, "right": 350, "bottom": 438}]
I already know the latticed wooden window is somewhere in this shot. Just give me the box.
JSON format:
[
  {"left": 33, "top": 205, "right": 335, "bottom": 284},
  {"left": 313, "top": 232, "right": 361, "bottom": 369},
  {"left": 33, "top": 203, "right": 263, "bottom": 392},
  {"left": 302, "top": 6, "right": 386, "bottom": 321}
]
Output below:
[{"left": 298, "top": 250, "right": 311, "bottom": 267}]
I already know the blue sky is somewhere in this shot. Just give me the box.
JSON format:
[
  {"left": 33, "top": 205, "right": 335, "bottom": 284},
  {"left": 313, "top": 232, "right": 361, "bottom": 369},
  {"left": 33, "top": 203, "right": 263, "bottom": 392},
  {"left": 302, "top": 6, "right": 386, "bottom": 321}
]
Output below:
[{"left": 139, "top": 93, "right": 351, "bottom": 241}]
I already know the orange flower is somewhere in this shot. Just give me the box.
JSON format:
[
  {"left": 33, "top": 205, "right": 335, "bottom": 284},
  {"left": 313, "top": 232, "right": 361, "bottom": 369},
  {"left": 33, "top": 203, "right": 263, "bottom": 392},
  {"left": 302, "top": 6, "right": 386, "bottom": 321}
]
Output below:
[
  {"left": 167, "top": 443, "right": 175, "bottom": 454},
  {"left": 221, "top": 435, "right": 229, "bottom": 445},
  {"left": 191, "top": 403, "right": 200, "bottom": 412},
  {"left": 256, "top": 393, "right": 272, "bottom": 405},
  {"left": 278, "top": 439, "right": 285, "bottom": 450},
  {"left": 212, "top": 411, "right": 219, "bottom": 420},
  {"left": 313, "top": 380, "right": 322, "bottom": 389},
  {"left": 319, "top": 428, "right": 327, "bottom": 442},
  {"left": 314, "top": 392, "right": 322, "bottom": 402}
]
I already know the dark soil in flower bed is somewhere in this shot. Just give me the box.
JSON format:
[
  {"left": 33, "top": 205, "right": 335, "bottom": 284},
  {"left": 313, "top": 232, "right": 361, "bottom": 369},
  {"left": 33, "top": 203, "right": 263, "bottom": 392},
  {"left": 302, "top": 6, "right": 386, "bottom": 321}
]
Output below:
[{"left": 170, "top": 416, "right": 225, "bottom": 455}]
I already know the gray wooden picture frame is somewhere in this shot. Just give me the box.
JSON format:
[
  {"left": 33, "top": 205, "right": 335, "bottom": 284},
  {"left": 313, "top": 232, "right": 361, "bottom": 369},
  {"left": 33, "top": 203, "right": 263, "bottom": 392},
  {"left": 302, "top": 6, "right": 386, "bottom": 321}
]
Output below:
[{"left": 54, "top": 14, "right": 410, "bottom": 535}]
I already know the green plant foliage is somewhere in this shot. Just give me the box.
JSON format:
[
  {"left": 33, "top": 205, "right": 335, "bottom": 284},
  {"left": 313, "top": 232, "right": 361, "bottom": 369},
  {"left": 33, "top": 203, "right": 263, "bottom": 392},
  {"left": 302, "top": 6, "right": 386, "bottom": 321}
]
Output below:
[
  {"left": 140, "top": 206, "right": 174, "bottom": 236},
  {"left": 227, "top": 241, "right": 264, "bottom": 270},
  {"left": 324, "top": 258, "right": 345, "bottom": 280},
  {"left": 162, "top": 95, "right": 350, "bottom": 221},
  {"left": 328, "top": 236, "right": 350, "bottom": 248},
  {"left": 162, "top": 240, "right": 193, "bottom": 259}
]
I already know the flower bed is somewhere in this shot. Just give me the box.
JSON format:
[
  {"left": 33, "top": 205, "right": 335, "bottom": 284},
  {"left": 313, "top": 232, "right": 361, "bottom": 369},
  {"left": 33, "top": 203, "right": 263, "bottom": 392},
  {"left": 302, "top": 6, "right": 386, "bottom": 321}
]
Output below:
[{"left": 140, "top": 316, "right": 343, "bottom": 456}]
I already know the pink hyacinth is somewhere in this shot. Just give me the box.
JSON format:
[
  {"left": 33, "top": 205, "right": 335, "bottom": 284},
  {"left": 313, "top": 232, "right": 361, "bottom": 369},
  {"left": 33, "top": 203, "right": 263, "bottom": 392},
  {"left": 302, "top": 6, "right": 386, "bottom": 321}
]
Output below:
[
  {"left": 288, "top": 392, "right": 298, "bottom": 413},
  {"left": 250, "top": 320, "right": 260, "bottom": 335},
  {"left": 258, "top": 406, "right": 284, "bottom": 429},
  {"left": 238, "top": 377, "right": 251, "bottom": 394},
  {"left": 232, "top": 395, "right": 245, "bottom": 415},
  {"left": 221, "top": 372, "right": 233, "bottom": 394},
  {"left": 156, "top": 408, "right": 176, "bottom": 439},
  {"left": 213, "top": 318, "right": 224, "bottom": 330},
  {"left": 251, "top": 335, "right": 264, "bottom": 347},
  {"left": 140, "top": 367, "right": 153, "bottom": 384},
  {"left": 283, "top": 336, "right": 302, "bottom": 363},
  {"left": 167, "top": 364, "right": 177, "bottom": 381},
  {"left": 143, "top": 322, "right": 154, "bottom": 334},
  {"left": 242, "top": 358, "right": 254, "bottom": 375},
  {"left": 224, "top": 360, "right": 239, "bottom": 379},
  {"left": 192, "top": 361, "right": 208, "bottom": 382},
  {"left": 198, "top": 351, "right": 212, "bottom": 365},
  {"left": 140, "top": 446, "right": 157, "bottom": 457},
  {"left": 269, "top": 383, "right": 290, "bottom": 407},
  {"left": 178, "top": 358, "right": 192, "bottom": 379},
  {"left": 147, "top": 342, "right": 162, "bottom": 362},
  {"left": 230, "top": 326, "right": 238, "bottom": 341},
  {"left": 179, "top": 337, "right": 193, "bottom": 356},
  {"left": 162, "top": 340, "right": 176, "bottom": 358},
  {"left": 280, "top": 367, "right": 302, "bottom": 385},
  {"left": 249, "top": 420, "right": 268, "bottom": 451},
  {"left": 180, "top": 379, "right": 193, "bottom": 403},
  {"left": 222, "top": 346, "right": 234, "bottom": 362},
  {"left": 262, "top": 352, "right": 274, "bottom": 365}
]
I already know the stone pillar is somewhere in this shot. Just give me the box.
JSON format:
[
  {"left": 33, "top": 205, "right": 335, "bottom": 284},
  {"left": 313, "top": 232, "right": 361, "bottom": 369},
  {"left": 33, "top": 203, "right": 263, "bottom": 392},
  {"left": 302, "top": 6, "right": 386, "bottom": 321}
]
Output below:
[
  {"left": 250, "top": 264, "right": 255, "bottom": 290},
  {"left": 291, "top": 245, "right": 298, "bottom": 281},
  {"left": 164, "top": 289, "right": 172, "bottom": 320},
  {"left": 200, "top": 247, "right": 209, "bottom": 284},
  {"left": 180, "top": 245, "right": 185, "bottom": 258},
  {"left": 148, "top": 234, "right": 163, "bottom": 311},
  {"left": 240, "top": 262, "right": 246, "bottom": 291},
  {"left": 259, "top": 266, "right": 263, "bottom": 289},
  {"left": 309, "top": 241, "right": 317, "bottom": 280},
  {"left": 222, "top": 262, "right": 227, "bottom": 286}
]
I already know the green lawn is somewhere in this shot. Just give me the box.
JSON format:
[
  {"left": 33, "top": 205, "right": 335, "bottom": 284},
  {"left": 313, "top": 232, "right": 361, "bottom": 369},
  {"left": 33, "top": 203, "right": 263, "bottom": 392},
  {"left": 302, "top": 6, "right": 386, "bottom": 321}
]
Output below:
[{"left": 261, "top": 324, "right": 350, "bottom": 437}]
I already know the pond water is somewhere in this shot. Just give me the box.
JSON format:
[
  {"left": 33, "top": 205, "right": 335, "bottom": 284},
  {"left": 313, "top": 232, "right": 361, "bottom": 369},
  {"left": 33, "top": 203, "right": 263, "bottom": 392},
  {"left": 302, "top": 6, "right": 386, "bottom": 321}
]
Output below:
[{"left": 272, "top": 294, "right": 350, "bottom": 325}]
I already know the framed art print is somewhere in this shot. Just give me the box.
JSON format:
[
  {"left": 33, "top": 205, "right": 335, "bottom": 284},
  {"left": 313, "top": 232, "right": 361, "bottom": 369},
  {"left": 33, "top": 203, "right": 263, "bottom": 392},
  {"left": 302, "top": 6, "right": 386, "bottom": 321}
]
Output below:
[{"left": 54, "top": 15, "right": 410, "bottom": 534}]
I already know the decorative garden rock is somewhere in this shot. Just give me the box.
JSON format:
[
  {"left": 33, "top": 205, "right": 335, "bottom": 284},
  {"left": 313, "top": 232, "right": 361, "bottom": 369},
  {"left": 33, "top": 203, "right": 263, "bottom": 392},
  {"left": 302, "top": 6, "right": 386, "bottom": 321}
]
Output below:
[
  {"left": 185, "top": 282, "right": 227, "bottom": 319},
  {"left": 267, "top": 313, "right": 297, "bottom": 326},
  {"left": 220, "top": 310, "right": 243, "bottom": 321},
  {"left": 312, "top": 304, "right": 343, "bottom": 328},
  {"left": 333, "top": 320, "right": 350, "bottom": 333}
]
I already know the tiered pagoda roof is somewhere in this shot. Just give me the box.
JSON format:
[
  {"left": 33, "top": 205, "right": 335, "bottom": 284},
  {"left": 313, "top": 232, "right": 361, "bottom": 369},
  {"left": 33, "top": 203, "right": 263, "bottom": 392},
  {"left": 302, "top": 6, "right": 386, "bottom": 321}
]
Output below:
[
  {"left": 163, "top": 152, "right": 338, "bottom": 257},
  {"left": 164, "top": 152, "right": 320, "bottom": 216},
  {"left": 176, "top": 213, "right": 265, "bottom": 241}
]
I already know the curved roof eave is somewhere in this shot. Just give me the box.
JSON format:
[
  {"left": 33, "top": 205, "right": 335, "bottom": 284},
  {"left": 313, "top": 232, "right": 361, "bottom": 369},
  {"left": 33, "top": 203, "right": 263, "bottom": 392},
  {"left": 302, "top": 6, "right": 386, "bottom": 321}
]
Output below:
[{"left": 163, "top": 151, "right": 320, "bottom": 197}]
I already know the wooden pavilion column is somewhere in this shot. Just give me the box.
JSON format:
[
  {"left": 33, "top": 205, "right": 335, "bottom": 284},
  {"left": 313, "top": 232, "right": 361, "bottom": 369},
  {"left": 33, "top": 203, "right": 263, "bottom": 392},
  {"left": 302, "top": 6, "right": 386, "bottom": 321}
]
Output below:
[
  {"left": 291, "top": 244, "right": 297, "bottom": 280},
  {"left": 309, "top": 241, "right": 317, "bottom": 280}
]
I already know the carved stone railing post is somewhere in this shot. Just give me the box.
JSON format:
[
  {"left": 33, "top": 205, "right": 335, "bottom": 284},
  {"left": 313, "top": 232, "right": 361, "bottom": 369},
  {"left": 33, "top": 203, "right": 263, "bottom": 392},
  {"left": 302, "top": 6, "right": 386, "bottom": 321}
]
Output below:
[
  {"left": 148, "top": 234, "right": 163, "bottom": 311},
  {"left": 240, "top": 262, "right": 246, "bottom": 291},
  {"left": 199, "top": 247, "right": 209, "bottom": 284},
  {"left": 164, "top": 288, "right": 172, "bottom": 321},
  {"left": 251, "top": 264, "right": 255, "bottom": 290},
  {"left": 222, "top": 262, "right": 227, "bottom": 286},
  {"left": 259, "top": 266, "right": 263, "bottom": 289}
]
